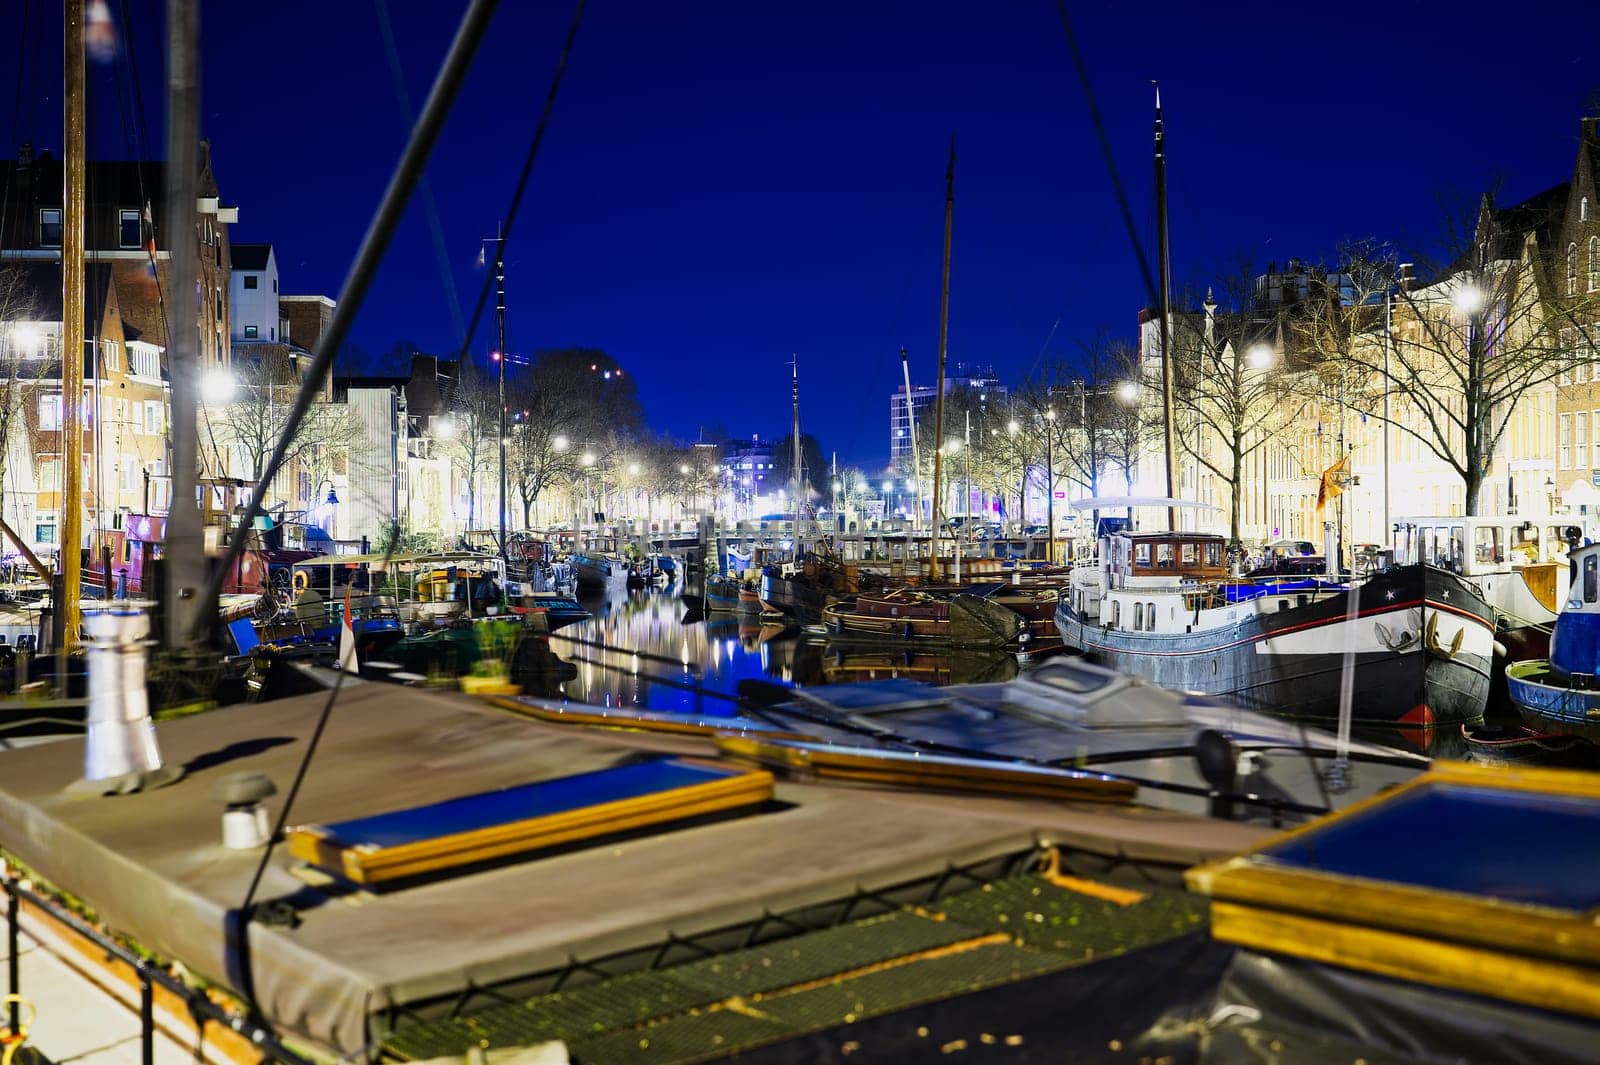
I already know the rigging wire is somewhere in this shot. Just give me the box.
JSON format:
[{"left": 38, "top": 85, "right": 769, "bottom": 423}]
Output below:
[
  {"left": 1052, "top": 1, "right": 1159, "bottom": 311},
  {"left": 450, "top": 0, "right": 588, "bottom": 371},
  {"left": 373, "top": 0, "right": 467, "bottom": 344}
]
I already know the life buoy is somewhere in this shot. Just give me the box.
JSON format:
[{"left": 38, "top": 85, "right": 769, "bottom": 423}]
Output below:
[{"left": 292, "top": 570, "right": 309, "bottom": 594}]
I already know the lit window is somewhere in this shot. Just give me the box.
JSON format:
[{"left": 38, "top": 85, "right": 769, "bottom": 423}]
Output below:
[
  {"left": 143, "top": 401, "right": 161, "bottom": 435},
  {"left": 39, "top": 209, "right": 61, "bottom": 247},
  {"left": 118, "top": 209, "right": 141, "bottom": 249},
  {"left": 38, "top": 394, "right": 62, "bottom": 430}
]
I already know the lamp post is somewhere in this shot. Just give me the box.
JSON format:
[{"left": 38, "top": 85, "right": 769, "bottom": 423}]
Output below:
[{"left": 1044, "top": 408, "right": 1057, "bottom": 564}]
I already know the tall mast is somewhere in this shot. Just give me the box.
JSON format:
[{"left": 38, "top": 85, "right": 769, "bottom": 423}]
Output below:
[
  {"left": 495, "top": 222, "right": 507, "bottom": 562},
  {"left": 791, "top": 356, "right": 801, "bottom": 535},
  {"left": 164, "top": 0, "right": 205, "bottom": 648},
  {"left": 1153, "top": 83, "right": 1178, "bottom": 533},
  {"left": 929, "top": 138, "right": 954, "bottom": 580},
  {"left": 61, "top": 0, "right": 86, "bottom": 649},
  {"left": 900, "top": 346, "right": 921, "bottom": 530}
]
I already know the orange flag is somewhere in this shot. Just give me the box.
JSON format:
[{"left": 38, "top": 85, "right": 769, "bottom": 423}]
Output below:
[{"left": 1316, "top": 456, "right": 1352, "bottom": 516}]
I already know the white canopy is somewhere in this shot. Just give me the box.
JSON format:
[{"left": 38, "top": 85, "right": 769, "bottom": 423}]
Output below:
[{"left": 1067, "top": 495, "right": 1222, "bottom": 512}]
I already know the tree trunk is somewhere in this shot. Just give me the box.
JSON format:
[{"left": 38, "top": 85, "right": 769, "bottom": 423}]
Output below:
[{"left": 1230, "top": 434, "right": 1243, "bottom": 547}]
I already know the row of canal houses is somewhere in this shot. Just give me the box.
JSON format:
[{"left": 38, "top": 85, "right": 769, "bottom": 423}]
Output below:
[
  {"left": 0, "top": 142, "right": 476, "bottom": 564},
  {"left": 1127, "top": 116, "right": 1600, "bottom": 548}
]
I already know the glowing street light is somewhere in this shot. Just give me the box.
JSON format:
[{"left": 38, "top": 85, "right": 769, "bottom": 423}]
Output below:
[
  {"left": 1453, "top": 284, "right": 1485, "bottom": 314},
  {"left": 1007, "top": 419, "right": 1020, "bottom": 435},
  {"left": 627, "top": 462, "right": 641, "bottom": 477},
  {"left": 10, "top": 325, "right": 41, "bottom": 355},
  {"left": 1116, "top": 380, "right": 1140, "bottom": 405},
  {"left": 882, "top": 480, "right": 893, "bottom": 493},
  {"left": 553, "top": 434, "right": 570, "bottom": 452},
  {"left": 1246, "top": 343, "right": 1274, "bottom": 369},
  {"left": 200, "top": 368, "right": 236, "bottom": 405},
  {"left": 679, "top": 464, "right": 691, "bottom": 475},
  {"left": 581, "top": 451, "right": 596, "bottom": 467},
  {"left": 434, "top": 416, "right": 457, "bottom": 440}
]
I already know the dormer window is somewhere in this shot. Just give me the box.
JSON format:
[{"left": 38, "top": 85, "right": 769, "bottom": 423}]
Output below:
[
  {"left": 118, "top": 209, "right": 141, "bottom": 249},
  {"left": 38, "top": 209, "right": 61, "bottom": 247}
]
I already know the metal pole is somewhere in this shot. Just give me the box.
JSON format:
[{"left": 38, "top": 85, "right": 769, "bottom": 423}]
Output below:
[
  {"left": 900, "top": 347, "right": 921, "bottom": 530},
  {"left": 139, "top": 972, "right": 154, "bottom": 1065},
  {"left": 194, "top": 0, "right": 501, "bottom": 636},
  {"left": 1153, "top": 84, "right": 1178, "bottom": 533},
  {"left": 7, "top": 886, "right": 17, "bottom": 1034},
  {"left": 930, "top": 139, "right": 954, "bottom": 580},
  {"left": 1046, "top": 414, "right": 1055, "bottom": 565},
  {"left": 62, "top": 0, "right": 87, "bottom": 650},
  {"left": 1383, "top": 285, "right": 1392, "bottom": 539},
  {"left": 496, "top": 226, "right": 507, "bottom": 561},
  {"left": 164, "top": 0, "right": 205, "bottom": 649}
]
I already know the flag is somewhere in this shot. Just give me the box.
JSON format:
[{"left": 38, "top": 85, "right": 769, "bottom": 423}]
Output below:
[
  {"left": 1316, "top": 456, "right": 1352, "bottom": 515},
  {"left": 338, "top": 586, "right": 358, "bottom": 673}
]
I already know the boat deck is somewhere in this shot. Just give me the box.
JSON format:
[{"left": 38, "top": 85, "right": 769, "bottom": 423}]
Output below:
[{"left": 0, "top": 687, "right": 1268, "bottom": 1055}]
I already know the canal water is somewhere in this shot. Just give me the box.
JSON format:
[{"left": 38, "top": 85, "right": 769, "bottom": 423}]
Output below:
[{"left": 539, "top": 575, "right": 1473, "bottom": 758}]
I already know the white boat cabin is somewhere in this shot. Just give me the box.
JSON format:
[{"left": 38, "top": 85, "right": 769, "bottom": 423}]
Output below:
[
  {"left": 1071, "top": 531, "right": 1342, "bottom": 637},
  {"left": 1392, "top": 515, "right": 1572, "bottom": 624}
]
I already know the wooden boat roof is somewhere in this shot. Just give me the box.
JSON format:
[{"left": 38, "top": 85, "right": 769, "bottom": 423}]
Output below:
[
  {"left": 1116, "top": 531, "right": 1227, "bottom": 544},
  {"left": 0, "top": 687, "right": 1269, "bottom": 1053},
  {"left": 294, "top": 550, "right": 500, "bottom": 568}
]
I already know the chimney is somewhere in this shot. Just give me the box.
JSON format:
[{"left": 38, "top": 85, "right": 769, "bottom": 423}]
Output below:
[{"left": 1398, "top": 263, "right": 1417, "bottom": 292}]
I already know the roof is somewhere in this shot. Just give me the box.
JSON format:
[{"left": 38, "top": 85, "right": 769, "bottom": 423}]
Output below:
[
  {"left": 1119, "top": 531, "right": 1228, "bottom": 543},
  {"left": 2, "top": 260, "right": 117, "bottom": 326},
  {"left": 230, "top": 243, "right": 272, "bottom": 271}
]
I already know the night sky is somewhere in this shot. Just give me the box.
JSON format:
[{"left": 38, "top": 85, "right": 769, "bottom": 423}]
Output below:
[{"left": 9, "top": 1, "right": 1598, "bottom": 469}]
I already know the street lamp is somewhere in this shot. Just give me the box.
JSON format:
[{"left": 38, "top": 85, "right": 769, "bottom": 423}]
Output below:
[
  {"left": 200, "top": 368, "right": 236, "bottom": 405},
  {"left": 1116, "top": 380, "right": 1139, "bottom": 405},
  {"left": 1246, "top": 343, "right": 1275, "bottom": 369},
  {"left": 553, "top": 434, "right": 570, "bottom": 452},
  {"left": 1453, "top": 284, "right": 1485, "bottom": 314},
  {"left": 1044, "top": 408, "right": 1057, "bottom": 564}
]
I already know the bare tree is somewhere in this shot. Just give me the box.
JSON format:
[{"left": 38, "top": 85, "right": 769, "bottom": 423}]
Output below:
[
  {"left": 213, "top": 355, "right": 362, "bottom": 513},
  {"left": 1305, "top": 212, "right": 1599, "bottom": 515},
  {"left": 442, "top": 360, "right": 499, "bottom": 530},
  {"left": 1172, "top": 261, "right": 1316, "bottom": 545}
]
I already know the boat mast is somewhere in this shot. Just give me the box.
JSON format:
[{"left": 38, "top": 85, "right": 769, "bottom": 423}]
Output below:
[
  {"left": 61, "top": 0, "right": 86, "bottom": 649},
  {"left": 900, "top": 346, "right": 921, "bottom": 531},
  {"left": 791, "top": 356, "right": 801, "bottom": 546},
  {"left": 1153, "top": 84, "right": 1178, "bottom": 533},
  {"left": 929, "top": 138, "right": 954, "bottom": 580},
  {"left": 164, "top": 0, "right": 207, "bottom": 648}
]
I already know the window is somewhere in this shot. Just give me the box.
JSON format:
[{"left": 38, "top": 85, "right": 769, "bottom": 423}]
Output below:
[
  {"left": 37, "top": 460, "right": 59, "bottom": 491},
  {"left": 1145, "top": 602, "right": 1156, "bottom": 630},
  {"left": 1180, "top": 543, "right": 1198, "bottom": 566},
  {"left": 1110, "top": 600, "right": 1121, "bottom": 628},
  {"left": 1156, "top": 542, "right": 1174, "bottom": 567},
  {"left": 38, "top": 394, "right": 62, "bottom": 430},
  {"left": 34, "top": 523, "right": 56, "bottom": 544},
  {"left": 100, "top": 337, "right": 119, "bottom": 373},
  {"left": 1135, "top": 543, "right": 1151, "bottom": 566},
  {"left": 119, "top": 462, "right": 137, "bottom": 492},
  {"left": 1561, "top": 413, "right": 1572, "bottom": 469},
  {"left": 1133, "top": 602, "right": 1144, "bottom": 631},
  {"left": 118, "top": 208, "right": 141, "bottom": 248},
  {"left": 1474, "top": 526, "right": 1502, "bottom": 565},
  {"left": 1569, "top": 243, "right": 1579, "bottom": 296},
  {"left": 244, "top": 325, "right": 258, "bottom": 339},
  {"left": 272, "top": 279, "right": 277, "bottom": 293},
  {"left": 243, "top": 275, "right": 258, "bottom": 290},
  {"left": 142, "top": 401, "right": 161, "bottom": 435},
  {"left": 1584, "top": 197, "right": 1591, "bottom": 223},
  {"left": 1591, "top": 236, "right": 1598, "bottom": 293},
  {"left": 1587, "top": 553, "right": 1598, "bottom": 604},
  {"left": 129, "top": 346, "right": 159, "bottom": 378},
  {"left": 39, "top": 209, "right": 61, "bottom": 247},
  {"left": 1577, "top": 412, "right": 1588, "bottom": 469}
]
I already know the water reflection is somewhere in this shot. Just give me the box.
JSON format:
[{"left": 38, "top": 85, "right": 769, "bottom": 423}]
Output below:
[{"left": 547, "top": 578, "right": 1478, "bottom": 760}]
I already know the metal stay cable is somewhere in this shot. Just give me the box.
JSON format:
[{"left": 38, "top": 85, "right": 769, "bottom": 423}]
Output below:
[
  {"left": 192, "top": 0, "right": 501, "bottom": 640},
  {"left": 449, "top": 0, "right": 588, "bottom": 369},
  {"left": 230, "top": 0, "right": 504, "bottom": 924}
]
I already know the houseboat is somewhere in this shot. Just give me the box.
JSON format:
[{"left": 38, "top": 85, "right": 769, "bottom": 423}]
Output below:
[{"left": 1057, "top": 529, "right": 1496, "bottom": 728}]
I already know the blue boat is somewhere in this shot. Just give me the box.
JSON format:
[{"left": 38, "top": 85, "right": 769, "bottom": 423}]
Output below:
[{"left": 1506, "top": 542, "right": 1600, "bottom": 742}]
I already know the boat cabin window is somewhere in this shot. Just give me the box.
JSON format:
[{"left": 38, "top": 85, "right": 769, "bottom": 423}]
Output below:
[
  {"left": 1450, "top": 526, "right": 1465, "bottom": 567},
  {"left": 1156, "top": 543, "right": 1174, "bottom": 568},
  {"left": 1135, "top": 543, "right": 1151, "bottom": 566},
  {"left": 1146, "top": 601, "right": 1156, "bottom": 630},
  {"left": 1133, "top": 602, "right": 1144, "bottom": 630},
  {"left": 1474, "top": 526, "right": 1503, "bottom": 565},
  {"left": 1033, "top": 661, "right": 1113, "bottom": 694},
  {"left": 1111, "top": 600, "right": 1121, "bottom": 628},
  {"left": 1205, "top": 542, "right": 1222, "bottom": 567},
  {"left": 1548, "top": 527, "right": 1572, "bottom": 564},
  {"left": 1180, "top": 543, "right": 1197, "bottom": 566},
  {"left": 1587, "top": 554, "right": 1598, "bottom": 604}
]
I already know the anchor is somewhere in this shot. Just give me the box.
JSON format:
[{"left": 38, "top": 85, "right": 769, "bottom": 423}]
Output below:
[
  {"left": 1374, "top": 621, "right": 1417, "bottom": 651},
  {"left": 1423, "top": 613, "right": 1465, "bottom": 659}
]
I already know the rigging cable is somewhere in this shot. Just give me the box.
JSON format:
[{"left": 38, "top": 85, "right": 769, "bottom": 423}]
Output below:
[
  {"left": 450, "top": 0, "right": 589, "bottom": 371},
  {"left": 1052, "top": 1, "right": 1159, "bottom": 310}
]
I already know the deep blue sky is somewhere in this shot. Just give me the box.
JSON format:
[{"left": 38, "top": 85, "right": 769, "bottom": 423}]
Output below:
[{"left": 10, "top": 1, "right": 1598, "bottom": 469}]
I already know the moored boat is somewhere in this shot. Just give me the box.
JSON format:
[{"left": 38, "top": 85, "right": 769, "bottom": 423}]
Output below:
[
  {"left": 1506, "top": 541, "right": 1600, "bottom": 741},
  {"left": 1058, "top": 529, "right": 1495, "bottom": 728},
  {"left": 703, "top": 574, "right": 744, "bottom": 613},
  {"left": 823, "top": 589, "right": 1026, "bottom": 649},
  {"left": 568, "top": 552, "right": 624, "bottom": 592},
  {"left": 1461, "top": 722, "right": 1600, "bottom": 767}
]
